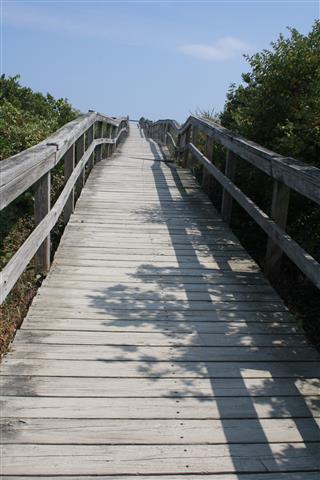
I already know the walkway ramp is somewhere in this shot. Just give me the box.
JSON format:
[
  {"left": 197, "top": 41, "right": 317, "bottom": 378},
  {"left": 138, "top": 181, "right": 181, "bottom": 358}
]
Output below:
[{"left": 1, "top": 122, "right": 320, "bottom": 477}]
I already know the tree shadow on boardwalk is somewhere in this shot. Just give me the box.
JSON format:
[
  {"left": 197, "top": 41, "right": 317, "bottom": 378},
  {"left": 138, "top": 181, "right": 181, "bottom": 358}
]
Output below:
[{"left": 87, "top": 134, "right": 320, "bottom": 473}]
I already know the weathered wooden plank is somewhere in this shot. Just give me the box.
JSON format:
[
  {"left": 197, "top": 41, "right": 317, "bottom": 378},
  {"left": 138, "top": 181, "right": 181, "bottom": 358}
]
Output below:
[
  {"left": 48, "top": 266, "right": 271, "bottom": 285},
  {"left": 42, "top": 278, "right": 273, "bottom": 292},
  {"left": 1, "top": 377, "right": 319, "bottom": 399},
  {"left": 35, "top": 285, "right": 279, "bottom": 303},
  {"left": 2, "top": 356, "right": 320, "bottom": 377},
  {"left": 29, "top": 297, "right": 286, "bottom": 312},
  {"left": 1, "top": 395, "right": 319, "bottom": 425},
  {"left": 2, "top": 418, "right": 320, "bottom": 444},
  {"left": 21, "top": 318, "right": 297, "bottom": 334},
  {"left": 2, "top": 443, "right": 320, "bottom": 475},
  {"left": 4, "top": 344, "right": 319, "bottom": 362},
  {"left": 25, "top": 307, "right": 293, "bottom": 323},
  {"left": 2, "top": 474, "right": 319, "bottom": 480},
  {"left": 13, "top": 330, "right": 307, "bottom": 347}
]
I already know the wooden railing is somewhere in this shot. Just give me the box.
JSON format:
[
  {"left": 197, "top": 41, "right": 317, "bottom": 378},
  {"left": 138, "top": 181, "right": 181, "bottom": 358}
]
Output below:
[
  {"left": 0, "top": 112, "right": 129, "bottom": 303},
  {"left": 140, "top": 115, "right": 320, "bottom": 290}
]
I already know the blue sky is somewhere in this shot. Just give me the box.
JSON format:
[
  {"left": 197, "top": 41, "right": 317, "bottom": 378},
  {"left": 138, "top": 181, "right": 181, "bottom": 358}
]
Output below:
[{"left": 2, "top": 0, "right": 319, "bottom": 121}]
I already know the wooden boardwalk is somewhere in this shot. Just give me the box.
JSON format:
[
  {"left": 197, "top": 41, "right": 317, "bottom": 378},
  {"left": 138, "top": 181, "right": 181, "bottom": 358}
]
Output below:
[{"left": 1, "top": 122, "right": 320, "bottom": 477}]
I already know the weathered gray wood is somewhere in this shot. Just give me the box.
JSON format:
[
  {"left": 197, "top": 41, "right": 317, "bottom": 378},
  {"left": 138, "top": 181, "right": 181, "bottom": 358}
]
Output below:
[
  {"left": 86, "top": 124, "right": 95, "bottom": 171},
  {"left": 75, "top": 133, "right": 85, "bottom": 192},
  {"left": 1, "top": 396, "right": 319, "bottom": 418},
  {"left": 148, "top": 116, "right": 320, "bottom": 205},
  {"left": 202, "top": 135, "right": 214, "bottom": 192},
  {"left": 2, "top": 353, "right": 320, "bottom": 373},
  {"left": 265, "top": 180, "right": 291, "bottom": 278},
  {"left": 221, "top": 150, "right": 237, "bottom": 224},
  {"left": 182, "top": 126, "right": 191, "bottom": 167},
  {"left": 63, "top": 144, "right": 75, "bottom": 223},
  {"left": 0, "top": 142, "right": 96, "bottom": 303},
  {"left": 188, "top": 142, "right": 320, "bottom": 288},
  {"left": 1, "top": 123, "right": 319, "bottom": 478},
  {"left": 2, "top": 443, "right": 320, "bottom": 475},
  {"left": 189, "top": 124, "right": 199, "bottom": 168},
  {"left": 2, "top": 418, "right": 319, "bottom": 444},
  {"left": 0, "top": 127, "right": 129, "bottom": 303},
  {"left": 146, "top": 117, "right": 320, "bottom": 289},
  {"left": 2, "top": 475, "right": 319, "bottom": 480},
  {"left": 0, "top": 112, "right": 124, "bottom": 210},
  {"left": 2, "top": 377, "right": 319, "bottom": 399},
  {"left": 13, "top": 330, "right": 307, "bottom": 347},
  {"left": 34, "top": 171, "right": 51, "bottom": 272},
  {"left": 25, "top": 307, "right": 293, "bottom": 322}
]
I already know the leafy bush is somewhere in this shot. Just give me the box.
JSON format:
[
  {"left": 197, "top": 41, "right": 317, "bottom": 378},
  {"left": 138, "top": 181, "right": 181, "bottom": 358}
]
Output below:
[
  {"left": 220, "top": 21, "right": 320, "bottom": 165},
  {"left": 0, "top": 74, "right": 79, "bottom": 160},
  {"left": 219, "top": 21, "right": 320, "bottom": 260},
  {"left": 216, "top": 21, "right": 320, "bottom": 346}
]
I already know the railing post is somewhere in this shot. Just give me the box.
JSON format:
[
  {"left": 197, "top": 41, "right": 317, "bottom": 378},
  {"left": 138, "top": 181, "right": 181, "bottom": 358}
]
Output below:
[
  {"left": 189, "top": 125, "right": 199, "bottom": 169},
  {"left": 182, "top": 127, "right": 191, "bottom": 167},
  {"left": 34, "top": 171, "right": 51, "bottom": 272},
  {"left": 163, "top": 123, "right": 168, "bottom": 144},
  {"left": 109, "top": 125, "right": 114, "bottom": 156},
  {"left": 221, "top": 150, "right": 237, "bottom": 224},
  {"left": 75, "top": 133, "right": 85, "bottom": 195},
  {"left": 115, "top": 124, "right": 119, "bottom": 149},
  {"left": 63, "top": 144, "right": 75, "bottom": 224},
  {"left": 264, "top": 180, "right": 291, "bottom": 278},
  {"left": 176, "top": 133, "right": 182, "bottom": 164},
  {"left": 95, "top": 121, "right": 103, "bottom": 163},
  {"left": 202, "top": 135, "right": 214, "bottom": 192},
  {"left": 87, "top": 125, "right": 94, "bottom": 172}
]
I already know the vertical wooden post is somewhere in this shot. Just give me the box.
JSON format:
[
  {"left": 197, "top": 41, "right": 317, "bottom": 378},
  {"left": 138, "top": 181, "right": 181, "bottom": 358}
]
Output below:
[
  {"left": 221, "top": 150, "right": 237, "bottom": 224},
  {"left": 264, "top": 180, "right": 291, "bottom": 278},
  {"left": 101, "top": 123, "right": 106, "bottom": 158},
  {"left": 176, "top": 133, "right": 182, "bottom": 164},
  {"left": 75, "top": 133, "right": 85, "bottom": 194},
  {"left": 34, "top": 171, "right": 51, "bottom": 272},
  {"left": 114, "top": 125, "right": 119, "bottom": 149},
  {"left": 87, "top": 125, "right": 94, "bottom": 172},
  {"left": 95, "top": 121, "right": 103, "bottom": 163},
  {"left": 189, "top": 125, "right": 199, "bottom": 169},
  {"left": 63, "top": 144, "right": 75, "bottom": 224},
  {"left": 109, "top": 125, "right": 114, "bottom": 155},
  {"left": 182, "top": 127, "right": 191, "bottom": 167},
  {"left": 202, "top": 135, "right": 214, "bottom": 192},
  {"left": 163, "top": 123, "right": 168, "bottom": 145}
]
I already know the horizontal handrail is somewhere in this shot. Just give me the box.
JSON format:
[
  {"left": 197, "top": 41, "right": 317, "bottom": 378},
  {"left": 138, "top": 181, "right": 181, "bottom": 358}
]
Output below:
[
  {"left": 0, "top": 112, "right": 129, "bottom": 303},
  {"left": 0, "top": 112, "right": 127, "bottom": 210},
  {"left": 142, "top": 115, "right": 320, "bottom": 205},
  {"left": 140, "top": 115, "right": 320, "bottom": 290}
]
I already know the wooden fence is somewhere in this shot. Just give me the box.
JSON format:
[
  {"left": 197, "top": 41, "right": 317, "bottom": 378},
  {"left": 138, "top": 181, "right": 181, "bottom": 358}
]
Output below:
[
  {"left": 140, "top": 115, "right": 320, "bottom": 290},
  {"left": 0, "top": 112, "right": 129, "bottom": 303}
]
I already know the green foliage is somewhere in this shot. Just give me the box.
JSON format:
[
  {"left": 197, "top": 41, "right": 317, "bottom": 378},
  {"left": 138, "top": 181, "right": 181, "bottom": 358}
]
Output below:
[
  {"left": 218, "top": 21, "right": 320, "bottom": 259},
  {"left": 220, "top": 21, "right": 320, "bottom": 165},
  {"left": 0, "top": 74, "right": 79, "bottom": 160}
]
